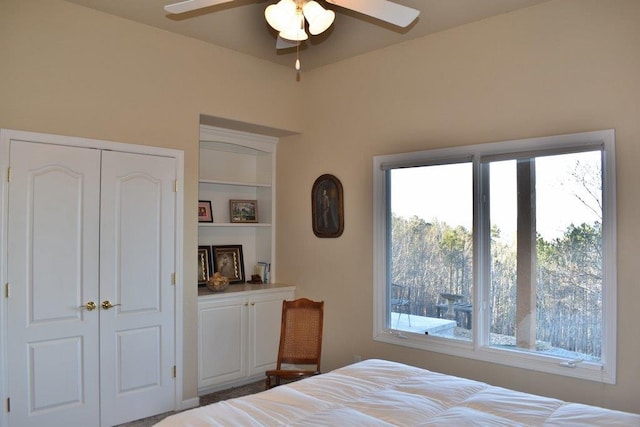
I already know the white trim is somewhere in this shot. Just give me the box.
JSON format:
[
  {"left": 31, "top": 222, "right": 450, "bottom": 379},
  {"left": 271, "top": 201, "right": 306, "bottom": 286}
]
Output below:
[
  {"left": 0, "top": 129, "right": 10, "bottom": 427},
  {"left": 373, "top": 129, "right": 617, "bottom": 384},
  {"left": 200, "top": 125, "right": 278, "bottom": 153},
  {"left": 372, "top": 156, "right": 389, "bottom": 339},
  {"left": 600, "top": 129, "right": 617, "bottom": 383},
  {"left": 2, "top": 128, "right": 182, "bottom": 157},
  {"left": 173, "top": 149, "right": 186, "bottom": 412},
  {"left": 178, "top": 396, "right": 200, "bottom": 411}
]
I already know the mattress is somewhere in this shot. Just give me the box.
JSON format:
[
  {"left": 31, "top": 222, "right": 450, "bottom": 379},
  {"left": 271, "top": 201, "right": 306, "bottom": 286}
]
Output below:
[{"left": 155, "top": 359, "right": 640, "bottom": 426}]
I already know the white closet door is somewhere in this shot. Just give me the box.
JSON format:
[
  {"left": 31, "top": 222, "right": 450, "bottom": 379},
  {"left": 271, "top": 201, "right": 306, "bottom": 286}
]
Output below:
[
  {"left": 7, "top": 141, "right": 101, "bottom": 427},
  {"left": 99, "top": 151, "right": 176, "bottom": 426}
]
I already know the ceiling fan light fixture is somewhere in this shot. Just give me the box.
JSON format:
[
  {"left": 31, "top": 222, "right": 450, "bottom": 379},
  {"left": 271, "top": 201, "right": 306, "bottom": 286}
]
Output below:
[
  {"left": 278, "top": 12, "right": 308, "bottom": 41},
  {"left": 303, "top": 1, "right": 335, "bottom": 35},
  {"left": 166, "top": 0, "right": 422, "bottom": 71},
  {"left": 265, "top": 0, "right": 297, "bottom": 32},
  {"left": 279, "top": 29, "right": 308, "bottom": 41}
]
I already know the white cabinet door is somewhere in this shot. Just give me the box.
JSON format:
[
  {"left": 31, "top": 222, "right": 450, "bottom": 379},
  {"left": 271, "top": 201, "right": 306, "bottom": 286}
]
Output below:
[
  {"left": 248, "top": 290, "right": 294, "bottom": 376},
  {"left": 198, "top": 296, "right": 247, "bottom": 389},
  {"left": 197, "top": 288, "right": 295, "bottom": 391},
  {"left": 7, "top": 141, "right": 102, "bottom": 427},
  {"left": 99, "top": 151, "right": 176, "bottom": 426}
]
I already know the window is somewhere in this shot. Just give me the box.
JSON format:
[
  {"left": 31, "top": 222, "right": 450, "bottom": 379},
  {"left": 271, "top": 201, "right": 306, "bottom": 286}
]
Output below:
[{"left": 373, "top": 130, "right": 616, "bottom": 383}]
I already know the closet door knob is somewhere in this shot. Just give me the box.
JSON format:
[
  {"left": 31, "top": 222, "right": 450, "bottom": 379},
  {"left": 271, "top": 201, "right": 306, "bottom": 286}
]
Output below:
[
  {"left": 80, "top": 301, "right": 97, "bottom": 311},
  {"left": 101, "top": 300, "right": 122, "bottom": 310}
]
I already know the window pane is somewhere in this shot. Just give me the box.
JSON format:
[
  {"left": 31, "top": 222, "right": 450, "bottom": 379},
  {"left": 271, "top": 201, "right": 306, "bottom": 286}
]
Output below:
[
  {"left": 489, "top": 151, "right": 603, "bottom": 362},
  {"left": 389, "top": 163, "right": 473, "bottom": 340}
]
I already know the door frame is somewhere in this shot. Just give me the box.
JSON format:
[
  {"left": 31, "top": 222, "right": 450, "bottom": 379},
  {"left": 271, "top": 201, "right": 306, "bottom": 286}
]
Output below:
[{"left": 0, "top": 129, "right": 185, "bottom": 426}]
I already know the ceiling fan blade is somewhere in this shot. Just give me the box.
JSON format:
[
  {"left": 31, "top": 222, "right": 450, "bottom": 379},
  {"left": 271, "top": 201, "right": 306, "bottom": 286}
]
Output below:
[
  {"left": 164, "top": 0, "right": 235, "bottom": 14},
  {"left": 326, "top": 0, "right": 419, "bottom": 27},
  {"left": 276, "top": 36, "right": 299, "bottom": 50}
]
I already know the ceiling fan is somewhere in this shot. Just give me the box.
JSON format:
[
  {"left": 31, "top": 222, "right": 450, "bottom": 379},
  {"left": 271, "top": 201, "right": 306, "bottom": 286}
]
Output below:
[{"left": 164, "top": 0, "right": 420, "bottom": 69}]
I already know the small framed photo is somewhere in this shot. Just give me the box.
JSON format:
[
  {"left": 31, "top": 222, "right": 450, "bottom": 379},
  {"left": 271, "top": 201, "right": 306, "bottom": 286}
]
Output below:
[
  {"left": 229, "top": 200, "right": 258, "bottom": 223},
  {"left": 212, "top": 245, "right": 246, "bottom": 284},
  {"left": 198, "top": 200, "right": 213, "bottom": 223},
  {"left": 197, "top": 246, "right": 213, "bottom": 286}
]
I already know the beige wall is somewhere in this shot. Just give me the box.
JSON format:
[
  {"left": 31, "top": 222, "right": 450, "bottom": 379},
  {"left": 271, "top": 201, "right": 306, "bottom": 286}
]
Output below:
[
  {"left": 3, "top": 0, "right": 639, "bottom": 416},
  {"left": 278, "top": 0, "right": 640, "bottom": 414},
  {"left": 0, "top": 0, "right": 302, "bottom": 402}
]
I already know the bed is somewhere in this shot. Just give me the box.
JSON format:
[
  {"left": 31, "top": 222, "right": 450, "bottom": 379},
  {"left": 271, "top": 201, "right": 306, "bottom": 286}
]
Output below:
[{"left": 155, "top": 359, "right": 640, "bottom": 426}]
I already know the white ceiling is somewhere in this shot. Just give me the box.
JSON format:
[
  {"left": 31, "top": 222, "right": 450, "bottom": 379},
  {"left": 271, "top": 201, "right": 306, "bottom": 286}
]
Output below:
[{"left": 65, "top": 0, "right": 550, "bottom": 70}]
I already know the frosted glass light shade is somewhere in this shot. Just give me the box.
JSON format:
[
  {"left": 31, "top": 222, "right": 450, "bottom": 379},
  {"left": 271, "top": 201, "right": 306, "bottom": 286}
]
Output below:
[
  {"left": 279, "top": 29, "right": 308, "bottom": 41},
  {"left": 265, "top": 0, "right": 296, "bottom": 32},
  {"left": 279, "top": 12, "right": 308, "bottom": 41},
  {"left": 303, "top": 1, "right": 335, "bottom": 35}
]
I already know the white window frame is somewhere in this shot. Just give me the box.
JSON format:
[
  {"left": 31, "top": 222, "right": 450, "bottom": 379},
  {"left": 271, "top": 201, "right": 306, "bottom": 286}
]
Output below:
[{"left": 373, "top": 129, "right": 617, "bottom": 384}]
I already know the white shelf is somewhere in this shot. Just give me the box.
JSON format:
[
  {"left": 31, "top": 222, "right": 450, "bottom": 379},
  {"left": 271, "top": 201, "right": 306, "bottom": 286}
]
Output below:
[
  {"left": 199, "top": 223, "right": 272, "bottom": 228},
  {"left": 199, "top": 179, "right": 271, "bottom": 188},
  {"left": 198, "top": 124, "right": 277, "bottom": 284}
]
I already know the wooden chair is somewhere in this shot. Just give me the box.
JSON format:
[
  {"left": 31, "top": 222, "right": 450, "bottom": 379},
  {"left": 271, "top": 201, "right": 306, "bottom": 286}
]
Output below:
[{"left": 265, "top": 298, "right": 324, "bottom": 389}]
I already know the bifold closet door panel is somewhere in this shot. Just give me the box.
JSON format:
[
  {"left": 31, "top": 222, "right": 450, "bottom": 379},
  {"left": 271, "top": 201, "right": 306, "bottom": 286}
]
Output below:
[
  {"left": 98, "top": 151, "right": 176, "bottom": 426},
  {"left": 7, "top": 141, "right": 101, "bottom": 427}
]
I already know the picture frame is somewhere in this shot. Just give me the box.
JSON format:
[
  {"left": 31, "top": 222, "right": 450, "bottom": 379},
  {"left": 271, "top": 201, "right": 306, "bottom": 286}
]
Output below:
[
  {"left": 198, "top": 200, "right": 213, "bottom": 223},
  {"left": 311, "top": 174, "right": 344, "bottom": 238},
  {"left": 229, "top": 199, "right": 258, "bottom": 223},
  {"left": 197, "top": 246, "right": 213, "bottom": 286},
  {"left": 212, "top": 245, "right": 246, "bottom": 284}
]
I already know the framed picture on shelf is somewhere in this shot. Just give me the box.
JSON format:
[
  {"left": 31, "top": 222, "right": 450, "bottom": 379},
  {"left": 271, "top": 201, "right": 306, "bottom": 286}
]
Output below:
[
  {"left": 197, "top": 246, "right": 212, "bottom": 286},
  {"left": 229, "top": 199, "right": 258, "bottom": 223},
  {"left": 311, "top": 174, "right": 344, "bottom": 238},
  {"left": 212, "top": 245, "right": 246, "bottom": 284},
  {"left": 198, "top": 200, "right": 213, "bottom": 223}
]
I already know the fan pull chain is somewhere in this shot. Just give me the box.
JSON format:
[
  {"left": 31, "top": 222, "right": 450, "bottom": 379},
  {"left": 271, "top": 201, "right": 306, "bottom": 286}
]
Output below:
[
  {"left": 295, "top": 10, "right": 302, "bottom": 71},
  {"left": 295, "top": 40, "right": 301, "bottom": 71}
]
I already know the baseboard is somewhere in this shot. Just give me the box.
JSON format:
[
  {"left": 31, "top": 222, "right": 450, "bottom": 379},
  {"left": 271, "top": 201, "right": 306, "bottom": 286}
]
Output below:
[
  {"left": 198, "top": 374, "right": 264, "bottom": 396},
  {"left": 179, "top": 396, "right": 200, "bottom": 411}
]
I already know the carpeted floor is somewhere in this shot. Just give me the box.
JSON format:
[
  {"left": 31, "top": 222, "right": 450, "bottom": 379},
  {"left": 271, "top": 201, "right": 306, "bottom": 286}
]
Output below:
[{"left": 116, "top": 380, "right": 265, "bottom": 426}]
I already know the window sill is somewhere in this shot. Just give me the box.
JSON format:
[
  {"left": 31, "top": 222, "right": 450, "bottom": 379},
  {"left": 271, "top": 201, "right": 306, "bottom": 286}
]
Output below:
[{"left": 374, "top": 328, "right": 613, "bottom": 384}]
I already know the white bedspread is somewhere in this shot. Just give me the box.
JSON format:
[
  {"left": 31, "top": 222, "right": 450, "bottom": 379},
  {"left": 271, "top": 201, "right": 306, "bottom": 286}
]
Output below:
[{"left": 155, "top": 359, "right": 640, "bottom": 426}]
